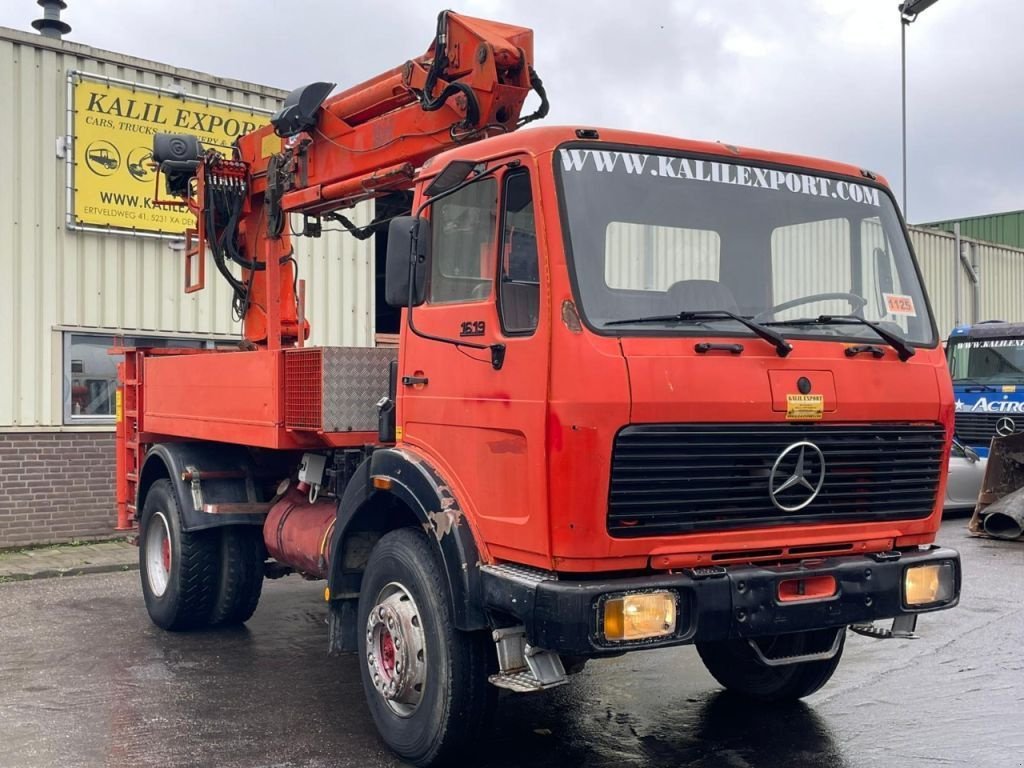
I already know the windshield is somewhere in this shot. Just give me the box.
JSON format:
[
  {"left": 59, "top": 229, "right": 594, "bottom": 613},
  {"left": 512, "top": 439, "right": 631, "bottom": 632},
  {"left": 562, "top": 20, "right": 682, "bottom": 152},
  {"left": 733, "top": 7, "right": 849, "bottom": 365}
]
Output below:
[
  {"left": 556, "top": 145, "right": 935, "bottom": 345},
  {"left": 948, "top": 337, "right": 1024, "bottom": 385}
]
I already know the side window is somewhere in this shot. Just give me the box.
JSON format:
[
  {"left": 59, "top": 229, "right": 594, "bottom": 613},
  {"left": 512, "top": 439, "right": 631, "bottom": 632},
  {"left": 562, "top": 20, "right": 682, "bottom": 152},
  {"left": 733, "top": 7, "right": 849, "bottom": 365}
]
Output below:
[
  {"left": 499, "top": 171, "right": 540, "bottom": 334},
  {"left": 429, "top": 178, "right": 498, "bottom": 304}
]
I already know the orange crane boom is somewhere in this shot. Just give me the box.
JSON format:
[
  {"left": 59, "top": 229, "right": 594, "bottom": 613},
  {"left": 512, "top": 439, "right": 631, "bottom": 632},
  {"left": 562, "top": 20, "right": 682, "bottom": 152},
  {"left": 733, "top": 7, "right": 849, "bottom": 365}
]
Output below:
[{"left": 152, "top": 10, "right": 547, "bottom": 347}]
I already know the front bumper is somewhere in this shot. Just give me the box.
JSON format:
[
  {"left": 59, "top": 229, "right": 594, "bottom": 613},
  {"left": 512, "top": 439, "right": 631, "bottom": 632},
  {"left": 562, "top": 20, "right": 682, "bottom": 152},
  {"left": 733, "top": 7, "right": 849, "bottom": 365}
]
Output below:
[{"left": 481, "top": 547, "right": 960, "bottom": 656}]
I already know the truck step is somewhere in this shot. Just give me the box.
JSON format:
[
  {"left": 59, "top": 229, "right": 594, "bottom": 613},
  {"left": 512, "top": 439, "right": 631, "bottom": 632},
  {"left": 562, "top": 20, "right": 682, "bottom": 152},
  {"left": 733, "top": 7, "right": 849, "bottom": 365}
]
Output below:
[
  {"left": 488, "top": 668, "right": 568, "bottom": 693},
  {"left": 489, "top": 625, "right": 567, "bottom": 693},
  {"left": 479, "top": 562, "right": 557, "bottom": 586},
  {"left": 850, "top": 614, "right": 919, "bottom": 640}
]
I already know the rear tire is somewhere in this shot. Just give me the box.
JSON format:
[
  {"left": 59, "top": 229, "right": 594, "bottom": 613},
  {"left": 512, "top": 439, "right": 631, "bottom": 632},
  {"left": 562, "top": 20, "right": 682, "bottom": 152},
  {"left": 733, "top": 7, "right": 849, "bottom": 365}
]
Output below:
[
  {"left": 209, "top": 526, "right": 265, "bottom": 626},
  {"left": 696, "top": 628, "right": 845, "bottom": 702},
  {"left": 139, "top": 479, "right": 219, "bottom": 631},
  {"left": 357, "top": 528, "right": 495, "bottom": 767}
]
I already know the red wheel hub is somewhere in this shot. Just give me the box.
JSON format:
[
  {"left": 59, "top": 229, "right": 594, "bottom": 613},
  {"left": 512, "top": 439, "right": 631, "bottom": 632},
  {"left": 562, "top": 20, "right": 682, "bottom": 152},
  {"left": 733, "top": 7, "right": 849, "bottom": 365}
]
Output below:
[
  {"left": 379, "top": 630, "right": 396, "bottom": 679},
  {"left": 161, "top": 538, "right": 171, "bottom": 572}
]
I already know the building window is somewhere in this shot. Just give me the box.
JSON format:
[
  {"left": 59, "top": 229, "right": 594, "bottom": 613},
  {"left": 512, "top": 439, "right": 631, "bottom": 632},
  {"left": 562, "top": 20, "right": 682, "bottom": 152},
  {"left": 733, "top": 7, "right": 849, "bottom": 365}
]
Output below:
[{"left": 63, "top": 333, "right": 213, "bottom": 424}]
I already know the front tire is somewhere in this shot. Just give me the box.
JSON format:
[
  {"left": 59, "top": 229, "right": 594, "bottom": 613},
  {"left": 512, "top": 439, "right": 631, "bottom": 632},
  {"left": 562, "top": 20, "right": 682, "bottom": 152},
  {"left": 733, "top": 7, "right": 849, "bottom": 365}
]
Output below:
[
  {"left": 357, "top": 528, "right": 494, "bottom": 767},
  {"left": 696, "top": 628, "right": 845, "bottom": 702},
  {"left": 139, "top": 479, "right": 219, "bottom": 631}
]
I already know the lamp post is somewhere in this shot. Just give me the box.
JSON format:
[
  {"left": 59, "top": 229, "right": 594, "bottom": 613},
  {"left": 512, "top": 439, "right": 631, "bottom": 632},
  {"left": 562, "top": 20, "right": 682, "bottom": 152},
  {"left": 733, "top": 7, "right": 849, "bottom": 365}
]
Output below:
[{"left": 899, "top": 0, "right": 940, "bottom": 220}]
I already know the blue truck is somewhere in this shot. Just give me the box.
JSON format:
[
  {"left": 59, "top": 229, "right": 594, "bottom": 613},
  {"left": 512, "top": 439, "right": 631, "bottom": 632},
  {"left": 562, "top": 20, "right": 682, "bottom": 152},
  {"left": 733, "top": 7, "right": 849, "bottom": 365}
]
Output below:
[{"left": 948, "top": 321, "right": 1024, "bottom": 456}]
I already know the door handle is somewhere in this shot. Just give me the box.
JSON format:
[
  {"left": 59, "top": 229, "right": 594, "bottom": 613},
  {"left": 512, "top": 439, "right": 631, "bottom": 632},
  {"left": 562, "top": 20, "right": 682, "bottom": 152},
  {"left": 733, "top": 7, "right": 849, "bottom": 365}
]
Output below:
[{"left": 402, "top": 375, "right": 429, "bottom": 387}]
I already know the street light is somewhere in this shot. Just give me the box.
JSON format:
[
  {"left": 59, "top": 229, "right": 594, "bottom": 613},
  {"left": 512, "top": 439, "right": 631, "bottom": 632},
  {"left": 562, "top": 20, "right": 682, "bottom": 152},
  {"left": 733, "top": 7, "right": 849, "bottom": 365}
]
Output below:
[{"left": 899, "top": 0, "right": 940, "bottom": 220}]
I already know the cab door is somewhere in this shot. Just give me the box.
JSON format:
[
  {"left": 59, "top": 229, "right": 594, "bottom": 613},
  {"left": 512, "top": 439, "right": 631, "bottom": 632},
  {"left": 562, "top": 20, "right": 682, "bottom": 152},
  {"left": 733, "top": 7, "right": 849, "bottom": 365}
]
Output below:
[{"left": 398, "top": 160, "right": 551, "bottom": 564}]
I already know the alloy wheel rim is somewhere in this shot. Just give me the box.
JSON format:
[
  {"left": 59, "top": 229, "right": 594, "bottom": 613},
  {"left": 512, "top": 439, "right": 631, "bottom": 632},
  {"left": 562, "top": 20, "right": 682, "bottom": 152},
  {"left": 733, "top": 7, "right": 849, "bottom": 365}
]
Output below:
[
  {"left": 365, "top": 581, "right": 427, "bottom": 717},
  {"left": 145, "top": 511, "right": 172, "bottom": 597}
]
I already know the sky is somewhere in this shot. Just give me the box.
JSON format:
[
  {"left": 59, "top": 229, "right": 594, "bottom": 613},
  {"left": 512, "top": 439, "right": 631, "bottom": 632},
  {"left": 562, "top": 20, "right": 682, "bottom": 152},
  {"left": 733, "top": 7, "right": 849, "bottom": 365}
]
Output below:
[{"left": 2, "top": 0, "right": 1020, "bottom": 223}]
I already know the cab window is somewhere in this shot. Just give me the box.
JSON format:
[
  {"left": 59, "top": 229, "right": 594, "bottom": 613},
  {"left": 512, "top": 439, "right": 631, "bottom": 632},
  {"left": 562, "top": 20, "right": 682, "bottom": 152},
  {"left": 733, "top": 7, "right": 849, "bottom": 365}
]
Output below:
[
  {"left": 499, "top": 171, "right": 540, "bottom": 334},
  {"left": 429, "top": 178, "right": 498, "bottom": 304}
]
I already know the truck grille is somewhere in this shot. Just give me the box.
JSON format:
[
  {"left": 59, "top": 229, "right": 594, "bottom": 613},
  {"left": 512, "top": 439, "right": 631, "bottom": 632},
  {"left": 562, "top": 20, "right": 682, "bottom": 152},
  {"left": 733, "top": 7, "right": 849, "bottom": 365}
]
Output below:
[
  {"left": 608, "top": 423, "right": 944, "bottom": 537},
  {"left": 954, "top": 412, "right": 1003, "bottom": 446}
]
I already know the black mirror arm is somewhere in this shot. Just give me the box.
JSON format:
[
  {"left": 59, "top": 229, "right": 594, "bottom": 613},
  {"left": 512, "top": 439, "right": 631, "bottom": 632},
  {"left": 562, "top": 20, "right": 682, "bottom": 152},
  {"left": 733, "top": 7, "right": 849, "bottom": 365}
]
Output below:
[{"left": 402, "top": 160, "right": 520, "bottom": 371}]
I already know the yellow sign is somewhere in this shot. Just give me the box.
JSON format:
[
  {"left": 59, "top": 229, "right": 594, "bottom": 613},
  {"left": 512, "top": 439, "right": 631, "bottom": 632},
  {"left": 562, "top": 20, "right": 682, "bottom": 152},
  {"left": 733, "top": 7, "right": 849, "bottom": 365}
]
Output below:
[
  {"left": 72, "top": 77, "right": 269, "bottom": 234},
  {"left": 786, "top": 393, "right": 824, "bottom": 420}
]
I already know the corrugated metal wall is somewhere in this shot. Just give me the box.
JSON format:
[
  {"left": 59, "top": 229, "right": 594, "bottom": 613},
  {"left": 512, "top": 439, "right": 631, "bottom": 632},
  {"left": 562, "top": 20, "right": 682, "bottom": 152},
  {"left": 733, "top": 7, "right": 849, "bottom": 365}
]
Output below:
[
  {"left": 907, "top": 227, "right": 1024, "bottom": 334},
  {"left": 908, "top": 227, "right": 968, "bottom": 334},
  {"left": 921, "top": 211, "right": 1024, "bottom": 250},
  {"left": 0, "top": 28, "right": 373, "bottom": 428}
]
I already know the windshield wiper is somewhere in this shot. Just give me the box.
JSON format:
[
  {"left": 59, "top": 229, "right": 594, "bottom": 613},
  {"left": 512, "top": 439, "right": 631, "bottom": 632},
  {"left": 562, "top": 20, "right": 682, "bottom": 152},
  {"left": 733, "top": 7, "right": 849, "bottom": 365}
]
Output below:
[
  {"left": 763, "top": 314, "right": 915, "bottom": 362},
  {"left": 954, "top": 377, "right": 998, "bottom": 392},
  {"left": 605, "top": 310, "right": 792, "bottom": 357}
]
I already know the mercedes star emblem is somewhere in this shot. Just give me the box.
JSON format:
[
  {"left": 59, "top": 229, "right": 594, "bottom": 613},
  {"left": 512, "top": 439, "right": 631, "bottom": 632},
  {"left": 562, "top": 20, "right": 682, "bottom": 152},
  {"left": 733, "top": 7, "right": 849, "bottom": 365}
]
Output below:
[
  {"left": 769, "top": 441, "right": 826, "bottom": 512},
  {"left": 995, "top": 416, "right": 1017, "bottom": 437}
]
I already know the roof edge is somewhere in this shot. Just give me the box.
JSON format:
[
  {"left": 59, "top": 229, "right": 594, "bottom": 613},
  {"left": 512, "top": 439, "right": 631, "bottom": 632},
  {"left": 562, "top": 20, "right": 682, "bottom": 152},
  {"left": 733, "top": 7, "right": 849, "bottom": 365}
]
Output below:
[
  {"left": 0, "top": 25, "right": 287, "bottom": 100},
  {"left": 918, "top": 208, "right": 1024, "bottom": 227}
]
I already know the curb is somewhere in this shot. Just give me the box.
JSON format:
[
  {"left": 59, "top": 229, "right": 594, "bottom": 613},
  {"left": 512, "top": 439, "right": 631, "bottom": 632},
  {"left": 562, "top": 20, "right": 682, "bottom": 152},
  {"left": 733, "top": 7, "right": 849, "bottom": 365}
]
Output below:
[{"left": 0, "top": 561, "right": 139, "bottom": 583}]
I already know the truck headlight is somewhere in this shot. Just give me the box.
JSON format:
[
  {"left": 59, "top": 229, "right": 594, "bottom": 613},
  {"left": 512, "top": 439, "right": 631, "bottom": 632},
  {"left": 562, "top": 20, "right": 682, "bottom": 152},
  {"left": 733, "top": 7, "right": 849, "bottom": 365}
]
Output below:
[
  {"left": 903, "top": 561, "right": 956, "bottom": 607},
  {"left": 602, "top": 591, "right": 677, "bottom": 642}
]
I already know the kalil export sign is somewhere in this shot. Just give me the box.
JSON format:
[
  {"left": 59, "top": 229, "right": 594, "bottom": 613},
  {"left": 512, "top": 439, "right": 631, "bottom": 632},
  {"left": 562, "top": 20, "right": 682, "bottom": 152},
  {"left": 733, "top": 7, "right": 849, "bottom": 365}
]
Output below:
[{"left": 70, "top": 73, "right": 271, "bottom": 235}]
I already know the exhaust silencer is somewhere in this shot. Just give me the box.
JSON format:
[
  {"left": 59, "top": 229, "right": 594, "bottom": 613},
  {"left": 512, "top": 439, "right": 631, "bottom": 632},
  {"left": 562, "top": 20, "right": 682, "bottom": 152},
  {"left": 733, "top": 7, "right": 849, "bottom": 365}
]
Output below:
[{"left": 263, "top": 484, "right": 337, "bottom": 578}]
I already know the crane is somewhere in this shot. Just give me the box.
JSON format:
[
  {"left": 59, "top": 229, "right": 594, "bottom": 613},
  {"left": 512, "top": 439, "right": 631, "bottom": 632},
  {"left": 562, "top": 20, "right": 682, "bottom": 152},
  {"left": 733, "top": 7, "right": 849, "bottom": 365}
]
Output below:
[{"left": 151, "top": 10, "right": 547, "bottom": 348}]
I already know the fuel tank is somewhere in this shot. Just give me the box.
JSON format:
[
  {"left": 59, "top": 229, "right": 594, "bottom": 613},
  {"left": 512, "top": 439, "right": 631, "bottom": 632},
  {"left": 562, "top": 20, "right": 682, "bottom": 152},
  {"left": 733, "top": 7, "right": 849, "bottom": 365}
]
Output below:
[{"left": 263, "top": 484, "right": 336, "bottom": 578}]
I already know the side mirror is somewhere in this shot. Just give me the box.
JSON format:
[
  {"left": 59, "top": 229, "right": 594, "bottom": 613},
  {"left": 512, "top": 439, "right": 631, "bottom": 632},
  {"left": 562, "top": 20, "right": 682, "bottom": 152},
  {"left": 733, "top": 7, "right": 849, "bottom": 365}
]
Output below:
[
  {"left": 385, "top": 216, "right": 430, "bottom": 308},
  {"left": 952, "top": 438, "right": 980, "bottom": 463}
]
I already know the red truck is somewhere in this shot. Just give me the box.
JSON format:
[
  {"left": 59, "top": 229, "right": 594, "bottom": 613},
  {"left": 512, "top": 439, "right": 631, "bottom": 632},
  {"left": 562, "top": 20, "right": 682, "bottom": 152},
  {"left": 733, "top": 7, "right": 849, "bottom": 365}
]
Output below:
[{"left": 117, "top": 12, "right": 961, "bottom": 766}]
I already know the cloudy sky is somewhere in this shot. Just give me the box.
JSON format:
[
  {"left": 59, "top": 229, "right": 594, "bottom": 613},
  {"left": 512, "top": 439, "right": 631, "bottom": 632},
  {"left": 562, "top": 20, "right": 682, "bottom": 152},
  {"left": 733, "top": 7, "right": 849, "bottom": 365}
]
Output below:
[{"left": 3, "top": 1, "right": 1020, "bottom": 223}]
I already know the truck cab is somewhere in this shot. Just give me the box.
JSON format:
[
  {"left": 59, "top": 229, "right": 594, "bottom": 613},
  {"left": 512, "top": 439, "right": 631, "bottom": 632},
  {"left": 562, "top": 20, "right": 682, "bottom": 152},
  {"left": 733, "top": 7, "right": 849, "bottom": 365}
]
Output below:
[
  {"left": 395, "top": 126, "right": 953, "bottom": 571},
  {"left": 947, "top": 321, "right": 1024, "bottom": 456}
]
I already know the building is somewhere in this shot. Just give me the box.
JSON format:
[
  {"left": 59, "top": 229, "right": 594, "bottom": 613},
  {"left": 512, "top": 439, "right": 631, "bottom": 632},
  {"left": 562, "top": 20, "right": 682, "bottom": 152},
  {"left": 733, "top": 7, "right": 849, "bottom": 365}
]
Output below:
[
  {"left": 921, "top": 210, "right": 1024, "bottom": 250},
  {"left": 0, "top": 23, "right": 373, "bottom": 548},
  {"left": 914, "top": 209, "right": 1024, "bottom": 330}
]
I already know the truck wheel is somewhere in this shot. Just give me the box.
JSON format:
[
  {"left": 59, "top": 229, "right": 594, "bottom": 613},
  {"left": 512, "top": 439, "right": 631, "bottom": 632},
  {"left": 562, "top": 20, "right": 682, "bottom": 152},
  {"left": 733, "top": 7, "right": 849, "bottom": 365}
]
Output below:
[
  {"left": 357, "top": 528, "right": 494, "bottom": 767},
  {"left": 139, "top": 479, "right": 219, "bottom": 631},
  {"left": 209, "top": 526, "right": 265, "bottom": 627},
  {"left": 696, "top": 628, "right": 845, "bottom": 702}
]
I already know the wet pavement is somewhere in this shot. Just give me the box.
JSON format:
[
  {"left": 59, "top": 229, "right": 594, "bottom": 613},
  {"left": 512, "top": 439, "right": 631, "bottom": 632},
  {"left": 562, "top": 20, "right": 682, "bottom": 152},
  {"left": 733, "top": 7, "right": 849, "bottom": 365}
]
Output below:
[{"left": 0, "top": 518, "right": 1021, "bottom": 768}]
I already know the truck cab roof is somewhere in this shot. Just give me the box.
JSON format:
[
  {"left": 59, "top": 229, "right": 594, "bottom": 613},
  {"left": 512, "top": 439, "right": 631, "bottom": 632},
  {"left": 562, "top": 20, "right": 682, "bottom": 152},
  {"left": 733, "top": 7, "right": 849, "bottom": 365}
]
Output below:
[
  {"left": 419, "top": 125, "right": 892, "bottom": 190},
  {"left": 950, "top": 321, "right": 1024, "bottom": 340}
]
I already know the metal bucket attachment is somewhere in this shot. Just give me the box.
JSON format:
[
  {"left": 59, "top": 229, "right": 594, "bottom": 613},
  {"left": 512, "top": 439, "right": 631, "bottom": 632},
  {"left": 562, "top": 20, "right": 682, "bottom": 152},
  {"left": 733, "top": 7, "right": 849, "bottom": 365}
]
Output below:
[{"left": 969, "top": 432, "right": 1024, "bottom": 541}]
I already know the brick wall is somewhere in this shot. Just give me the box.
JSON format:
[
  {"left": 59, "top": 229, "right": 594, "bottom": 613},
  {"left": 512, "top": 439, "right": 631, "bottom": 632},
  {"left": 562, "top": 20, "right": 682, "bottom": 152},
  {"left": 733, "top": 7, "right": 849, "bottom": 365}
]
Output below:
[{"left": 0, "top": 431, "right": 116, "bottom": 548}]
